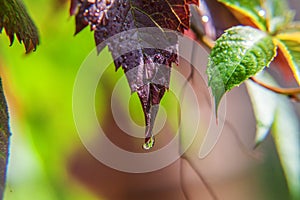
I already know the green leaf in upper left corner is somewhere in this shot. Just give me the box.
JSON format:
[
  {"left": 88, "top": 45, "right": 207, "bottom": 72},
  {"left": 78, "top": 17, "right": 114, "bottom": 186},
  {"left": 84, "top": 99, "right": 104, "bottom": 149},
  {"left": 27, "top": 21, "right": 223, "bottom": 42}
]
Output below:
[
  {"left": 0, "top": 0, "right": 39, "bottom": 53},
  {"left": 207, "top": 26, "right": 276, "bottom": 111}
]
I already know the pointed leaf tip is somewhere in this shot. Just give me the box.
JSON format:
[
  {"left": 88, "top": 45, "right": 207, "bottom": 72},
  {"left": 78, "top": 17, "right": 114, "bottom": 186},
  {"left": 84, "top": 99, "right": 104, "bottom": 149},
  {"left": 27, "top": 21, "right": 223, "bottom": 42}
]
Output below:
[{"left": 137, "top": 84, "right": 165, "bottom": 149}]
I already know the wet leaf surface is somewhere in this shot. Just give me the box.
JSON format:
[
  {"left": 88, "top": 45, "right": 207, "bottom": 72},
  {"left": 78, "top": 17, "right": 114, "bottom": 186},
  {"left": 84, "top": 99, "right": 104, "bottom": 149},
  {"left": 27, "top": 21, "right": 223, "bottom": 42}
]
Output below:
[
  {"left": 207, "top": 26, "right": 276, "bottom": 112},
  {"left": 71, "top": 0, "right": 198, "bottom": 149}
]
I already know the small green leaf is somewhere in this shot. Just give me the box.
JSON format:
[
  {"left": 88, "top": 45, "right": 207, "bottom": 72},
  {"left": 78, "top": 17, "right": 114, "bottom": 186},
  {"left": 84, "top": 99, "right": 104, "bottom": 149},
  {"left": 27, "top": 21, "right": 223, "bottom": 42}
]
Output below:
[
  {"left": 272, "top": 96, "right": 300, "bottom": 200},
  {"left": 264, "top": 0, "right": 294, "bottom": 33},
  {"left": 0, "top": 0, "right": 39, "bottom": 53},
  {"left": 245, "top": 72, "right": 277, "bottom": 146},
  {"left": 207, "top": 26, "right": 276, "bottom": 111},
  {"left": 274, "top": 37, "right": 300, "bottom": 85},
  {"left": 218, "top": 0, "right": 267, "bottom": 30}
]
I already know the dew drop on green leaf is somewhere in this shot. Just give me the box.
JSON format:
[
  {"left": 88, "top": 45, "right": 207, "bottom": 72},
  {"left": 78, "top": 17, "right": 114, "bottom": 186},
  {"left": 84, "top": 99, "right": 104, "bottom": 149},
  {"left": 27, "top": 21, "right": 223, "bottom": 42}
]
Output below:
[{"left": 207, "top": 26, "right": 276, "bottom": 113}]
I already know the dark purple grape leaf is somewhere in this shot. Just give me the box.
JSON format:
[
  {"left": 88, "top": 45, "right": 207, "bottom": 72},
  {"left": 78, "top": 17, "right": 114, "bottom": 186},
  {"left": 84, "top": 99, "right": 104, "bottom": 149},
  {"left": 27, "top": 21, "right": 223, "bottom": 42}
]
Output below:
[
  {"left": 0, "top": 0, "right": 39, "bottom": 53},
  {"left": 71, "top": 0, "right": 198, "bottom": 149}
]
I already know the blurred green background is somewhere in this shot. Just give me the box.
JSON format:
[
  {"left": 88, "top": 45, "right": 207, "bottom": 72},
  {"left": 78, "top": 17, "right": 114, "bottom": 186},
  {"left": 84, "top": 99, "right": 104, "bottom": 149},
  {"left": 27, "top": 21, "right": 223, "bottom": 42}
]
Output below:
[{"left": 0, "top": 1, "right": 99, "bottom": 199}]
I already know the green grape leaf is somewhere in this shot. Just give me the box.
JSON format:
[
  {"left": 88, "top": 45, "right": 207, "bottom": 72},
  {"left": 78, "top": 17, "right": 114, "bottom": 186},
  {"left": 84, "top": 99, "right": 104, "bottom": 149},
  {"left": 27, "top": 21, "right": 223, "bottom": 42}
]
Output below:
[
  {"left": 207, "top": 26, "right": 276, "bottom": 111},
  {"left": 0, "top": 79, "right": 11, "bottom": 199},
  {"left": 272, "top": 95, "right": 300, "bottom": 200},
  {"left": 264, "top": 0, "right": 294, "bottom": 33},
  {"left": 245, "top": 72, "right": 277, "bottom": 146},
  {"left": 274, "top": 36, "right": 300, "bottom": 85},
  {"left": 0, "top": 0, "right": 39, "bottom": 53},
  {"left": 218, "top": 0, "right": 267, "bottom": 31}
]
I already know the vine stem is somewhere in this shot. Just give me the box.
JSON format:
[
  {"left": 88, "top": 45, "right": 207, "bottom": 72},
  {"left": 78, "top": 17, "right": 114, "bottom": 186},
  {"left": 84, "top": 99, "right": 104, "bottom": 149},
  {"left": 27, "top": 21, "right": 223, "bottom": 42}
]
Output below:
[
  {"left": 181, "top": 156, "right": 219, "bottom": 200},
  {"left": 180, "top": 158, "right": 190, "bottom": 200},
  {"left": 177, "top": 39, "right": 219, "bottom": 200},
  {"left": 250, "top": 77, "right": 300, "bottom": 101}
]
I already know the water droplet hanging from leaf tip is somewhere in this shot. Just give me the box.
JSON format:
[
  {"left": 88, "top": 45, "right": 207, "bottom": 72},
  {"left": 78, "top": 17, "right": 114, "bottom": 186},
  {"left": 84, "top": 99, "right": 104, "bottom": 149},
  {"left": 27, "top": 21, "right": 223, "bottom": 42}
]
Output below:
[{"left": 143, "top": 136, "right": 155, "bottom": 150}]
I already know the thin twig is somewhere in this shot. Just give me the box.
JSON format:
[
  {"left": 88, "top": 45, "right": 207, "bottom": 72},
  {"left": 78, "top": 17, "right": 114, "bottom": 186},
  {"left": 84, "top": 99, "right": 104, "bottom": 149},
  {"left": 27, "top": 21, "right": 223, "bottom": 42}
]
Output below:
[
  {"left": 177, "top": 40, "right": 198, "bottom": 200},
  {"left": 177, "top": 62, "right": 191, "bottom": 200},
  {"left": 191, "top": 22, "right": 215, "bottom": 49},
  {"left": 187, "top": 41, "right": 196, "bottom": 83},
  {"left": 223, "top": 119, "right": 262, "bottom": 160},
  {"left": 250, "top": 77, "right": 300, "bottom": 101},
  {"left": 201, "top": 35, "right": 215, "bottom": 49},
  {"left": 177, "top": 69, "right": 188, "bottom": 199},
  {"left": 195, "top": 79, "right": 261, "bottom": 160},
  {"left": 180, "top": 158, "right": 190, "bottom": 200},
  {"left": 177, "top": 94, "right": 189, "bottom": 200},
  {"left": 181, "top": 156, "right": 219, "bottom": 200},
  {"left": 190, "top": 4, "right": 215, "bottom": 49},
  {"left": 177, "top": 39, "right": 219, "bottom": 200}
]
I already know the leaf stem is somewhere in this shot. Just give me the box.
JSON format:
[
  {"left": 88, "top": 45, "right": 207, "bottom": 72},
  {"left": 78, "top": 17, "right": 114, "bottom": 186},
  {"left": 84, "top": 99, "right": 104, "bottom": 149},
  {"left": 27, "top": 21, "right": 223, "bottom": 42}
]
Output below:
[
  {"left": 250, "top": 77, "right": 300, "bottom": 101},
  {"left": 201, "top": 35, "right": 215, "bottom": 49},
  {"left": 191, "top": 25, "right": 215, "bottom": 49}
]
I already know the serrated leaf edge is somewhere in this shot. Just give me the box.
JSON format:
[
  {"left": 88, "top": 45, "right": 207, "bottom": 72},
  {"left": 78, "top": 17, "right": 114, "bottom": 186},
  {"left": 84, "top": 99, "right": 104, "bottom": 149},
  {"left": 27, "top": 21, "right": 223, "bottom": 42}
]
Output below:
[{"left": 208, "top": 26, "right": 277, "bottom": 112}]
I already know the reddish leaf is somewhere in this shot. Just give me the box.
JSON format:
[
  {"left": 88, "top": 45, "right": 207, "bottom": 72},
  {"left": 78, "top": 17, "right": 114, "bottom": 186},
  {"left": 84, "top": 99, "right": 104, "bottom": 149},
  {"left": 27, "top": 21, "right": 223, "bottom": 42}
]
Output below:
[{"left": 71, "top": 0, "right": 198, "bottom": 149}]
